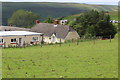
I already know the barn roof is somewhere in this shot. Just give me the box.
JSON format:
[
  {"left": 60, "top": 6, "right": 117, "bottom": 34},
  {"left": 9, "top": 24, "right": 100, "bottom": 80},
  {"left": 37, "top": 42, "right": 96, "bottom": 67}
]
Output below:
[
  {"left": 31, "top": 23, "right": 75, "bottom": 39},
  {"left": 0, "top": 26, "right": 30, "bottom": 31},
  {"left": 0, "top": 31, "right": 43, "bottom": 37}
]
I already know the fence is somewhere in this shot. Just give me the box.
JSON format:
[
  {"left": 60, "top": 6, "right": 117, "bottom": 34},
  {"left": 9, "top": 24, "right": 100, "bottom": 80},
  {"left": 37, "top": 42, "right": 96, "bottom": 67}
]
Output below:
[{"left": 1, "top": 35, "right": 113, "bottom": 48}]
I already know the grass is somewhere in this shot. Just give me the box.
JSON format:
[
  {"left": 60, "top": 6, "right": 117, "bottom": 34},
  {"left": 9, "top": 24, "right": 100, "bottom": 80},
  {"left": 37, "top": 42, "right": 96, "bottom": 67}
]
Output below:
[
  {"left": 2, "top": 37, "right": 118, "bottom": 78},
  {"left": 109, "top": 11, "right": 118, "bottom": 20}
]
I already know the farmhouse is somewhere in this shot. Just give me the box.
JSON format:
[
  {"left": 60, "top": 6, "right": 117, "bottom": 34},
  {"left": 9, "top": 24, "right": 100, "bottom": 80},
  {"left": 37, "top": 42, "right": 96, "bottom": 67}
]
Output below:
[
  {"left": 0, "top": 31, "right": 43, "bottom": 47},
  {"left": 31, "top": 23, "right": 80, "bottom": 43},
  {"left": 0, "top": 26, "right": 30, "bottom": 31}
]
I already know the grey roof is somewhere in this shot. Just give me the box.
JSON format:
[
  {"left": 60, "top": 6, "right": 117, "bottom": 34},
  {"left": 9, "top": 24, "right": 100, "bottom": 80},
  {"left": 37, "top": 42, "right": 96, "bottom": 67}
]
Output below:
[
  {"left": 0, "top": 26, "right": 30, "bottom": 31},
  {"left": 31, "top": 23, "right": 75, "bottom": 39}
]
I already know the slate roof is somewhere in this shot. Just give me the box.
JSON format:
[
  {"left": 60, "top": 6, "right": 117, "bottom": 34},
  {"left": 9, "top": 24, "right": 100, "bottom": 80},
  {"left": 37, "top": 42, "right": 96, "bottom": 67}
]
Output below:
[
  {"left": 0, "top": 26, "right": 30, "bottom": 31},
  {"left": 31, "top": 23, "right": 76, "bottom": 39}
]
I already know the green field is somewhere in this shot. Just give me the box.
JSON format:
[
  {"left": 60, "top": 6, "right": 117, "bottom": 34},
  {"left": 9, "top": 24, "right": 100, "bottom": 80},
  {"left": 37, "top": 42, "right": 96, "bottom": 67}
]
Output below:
[
  {"left": 2, "top": 37, "right": 118, "bottom": 78},
  {"left": 109, "top": 11, "right": 118, "bottom": 20}
]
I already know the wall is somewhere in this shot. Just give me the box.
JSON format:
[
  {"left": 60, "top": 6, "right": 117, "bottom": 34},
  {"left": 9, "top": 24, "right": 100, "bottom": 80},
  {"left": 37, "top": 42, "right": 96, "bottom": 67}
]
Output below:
[
  {"left": 65, "top": 31, "right": 80, "bottom": 41},
  {"left": 43, "top": 36, "right": 64, "bottom": 44}
]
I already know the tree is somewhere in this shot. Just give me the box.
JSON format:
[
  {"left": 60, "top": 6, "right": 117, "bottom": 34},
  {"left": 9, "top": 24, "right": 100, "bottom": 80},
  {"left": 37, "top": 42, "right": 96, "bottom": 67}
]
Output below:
[
  {"left": 8, "top": 9, "right": 39, "bottom": 28},
  {"left": 69, "top": 10, "right": 117, "bottom": 38},
  {"left": 95, "top": 20, "right": 117, "bottom": 38},
  {"left": 44, "top": 16, "right": 54, "bottom": 23}
]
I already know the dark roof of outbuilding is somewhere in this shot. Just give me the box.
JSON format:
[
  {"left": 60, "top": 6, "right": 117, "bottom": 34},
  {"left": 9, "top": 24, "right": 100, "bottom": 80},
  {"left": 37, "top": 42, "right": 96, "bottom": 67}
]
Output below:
[
  {"left": 31, "top": 23, "right": 75, "bottom": 39},
  {"left": 0, "top": 26, "right": 30, "bottom": 31}
]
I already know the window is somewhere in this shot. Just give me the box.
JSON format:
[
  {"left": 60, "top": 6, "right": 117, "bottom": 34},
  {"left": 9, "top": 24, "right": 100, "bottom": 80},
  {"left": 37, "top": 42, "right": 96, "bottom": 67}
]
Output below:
[
  {"left": 32, "top": 37, "right": 39, "bottom": 42},
  {"left": 11, "top": 38, "right": 16, "bottom": 43},
  {"left": 0, "top": 38, "right": 4, "bottom": 43}
]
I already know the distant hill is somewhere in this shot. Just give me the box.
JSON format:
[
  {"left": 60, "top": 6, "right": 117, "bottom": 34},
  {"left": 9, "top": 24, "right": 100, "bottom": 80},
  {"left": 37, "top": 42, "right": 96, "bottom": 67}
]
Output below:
[{"left": 2, "top": 2, "right": 118, "bottom": 26}]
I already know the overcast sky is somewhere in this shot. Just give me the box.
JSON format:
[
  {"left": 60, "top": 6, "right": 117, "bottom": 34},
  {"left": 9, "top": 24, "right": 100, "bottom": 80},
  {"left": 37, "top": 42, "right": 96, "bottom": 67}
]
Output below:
[{"left": 1, "top": 0, "right": 119, "bottom": 5}]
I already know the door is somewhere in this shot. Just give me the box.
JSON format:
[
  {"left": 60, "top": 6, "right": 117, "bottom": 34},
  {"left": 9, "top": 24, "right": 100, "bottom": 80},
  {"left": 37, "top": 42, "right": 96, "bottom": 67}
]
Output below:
[
  {"left": 19, "top": 38, "right": 23, "bottom": 47},
  {"left": 51, "top": 34, "right": 57, "bottom": 43}
]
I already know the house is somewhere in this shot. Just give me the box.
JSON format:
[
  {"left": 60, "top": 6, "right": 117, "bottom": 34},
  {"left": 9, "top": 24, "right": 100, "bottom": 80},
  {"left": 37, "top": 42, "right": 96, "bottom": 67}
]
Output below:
[
  {"left": 31, "top": 23, "right": 80, "bottom": 43},
  {"left": 0, "top": 26, "right": 30, "bottom": 31},
  {"left": 110, "top": 20, "right": 118, "bottom": 23},
  {"left": 0, "top": 31, "right": 43, "bottom": 47}
]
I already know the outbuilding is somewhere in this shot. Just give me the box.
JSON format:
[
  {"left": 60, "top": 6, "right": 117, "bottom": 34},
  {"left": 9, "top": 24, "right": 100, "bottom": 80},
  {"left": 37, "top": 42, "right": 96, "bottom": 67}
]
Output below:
[{"left": 0, "top": 31, "right": 43, "bottom": 47}]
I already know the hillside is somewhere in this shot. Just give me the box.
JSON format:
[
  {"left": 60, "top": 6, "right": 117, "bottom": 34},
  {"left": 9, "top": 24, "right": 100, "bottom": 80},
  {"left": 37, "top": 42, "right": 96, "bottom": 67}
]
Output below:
[
  {"left": 2, "top": 2, "right": 118, "bottom": 26},
  {"left": 63, "top": 11, "right": 118, "bottom": 21},
  {"left": 109, "top": 11, "right": 118, "bottom": 20}
]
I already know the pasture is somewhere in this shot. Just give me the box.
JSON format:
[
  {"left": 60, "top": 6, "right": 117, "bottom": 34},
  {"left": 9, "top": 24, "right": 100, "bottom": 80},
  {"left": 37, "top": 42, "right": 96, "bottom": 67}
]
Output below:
[{"left": 2, "top": 38, "right": 118, "bottom": 78}]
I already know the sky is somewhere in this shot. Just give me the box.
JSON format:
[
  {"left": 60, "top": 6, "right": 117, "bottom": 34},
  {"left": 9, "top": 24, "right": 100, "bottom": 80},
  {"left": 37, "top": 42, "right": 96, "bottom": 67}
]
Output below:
[{"left": 0, "top": 0, "right": 119, "bottom": 5}]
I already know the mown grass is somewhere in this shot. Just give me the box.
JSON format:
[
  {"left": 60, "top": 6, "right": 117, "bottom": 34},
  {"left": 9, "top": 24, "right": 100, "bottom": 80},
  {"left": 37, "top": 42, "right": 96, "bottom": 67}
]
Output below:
[{"left": 2, "top": 38, "right": 118, "bottom": 78}]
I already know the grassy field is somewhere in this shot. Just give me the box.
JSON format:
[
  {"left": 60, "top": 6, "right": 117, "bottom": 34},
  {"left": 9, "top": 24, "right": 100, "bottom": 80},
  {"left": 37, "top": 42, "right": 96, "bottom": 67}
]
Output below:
[
  {"left": 2, "top": 37, "right": 118, "bottom": 78},
  {"left": 109, "top": 11, "right": 118, "bottom": 20}
]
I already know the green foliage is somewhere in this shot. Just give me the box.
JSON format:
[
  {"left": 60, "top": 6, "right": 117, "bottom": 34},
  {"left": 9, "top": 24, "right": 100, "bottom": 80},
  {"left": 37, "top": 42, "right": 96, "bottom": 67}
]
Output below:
[
  {"left": 68, "top": 21, "right": 76, "bottom": 27},
  {"left": 70, "top": 10, "right": 117, "bottom": 38},
  {"left": 95, "top": 20, "right": 117, "bottom": 38},
  {"left": 8, "top": 9, "right": 39, "bottom": 27},
  {"left": 44, "top": 16, "right": 54, "bottom": 23}
]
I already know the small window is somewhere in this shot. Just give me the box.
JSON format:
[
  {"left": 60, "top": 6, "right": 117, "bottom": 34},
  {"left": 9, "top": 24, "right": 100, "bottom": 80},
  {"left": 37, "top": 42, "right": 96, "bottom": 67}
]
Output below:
[
  {"left": 0, "top": 38, "right": 4, "bottom": 43},
  {"left": 11, "top": 38, "right": 16, "bottom": 43},
  {"left": 32, "top": 37, "right": 39, "bottom": 42}
]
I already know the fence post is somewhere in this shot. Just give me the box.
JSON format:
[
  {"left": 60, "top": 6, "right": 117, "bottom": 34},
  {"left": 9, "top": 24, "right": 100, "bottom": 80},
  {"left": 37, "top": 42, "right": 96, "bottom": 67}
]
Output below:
[
  {"left": 40, "top": 41, "right": 42, "bottom": 47},
  {"left": 110, "top": 35, "right": 111, "bottom": 43},
  {"left": 23, "top": 41, "right": 26, "bottom": 48},
  {"left": 93, "top": 36, "right": 95, "bottom": 44},
  {"left": 77, "top": 38, "right": 79, "bottom": 45},
  {"left": 4, "top": 42, "right": 6, "bottom": 48},
  {"left": 60, "top": 38, "right": 61, "bottom": 47},
  {"left": 72, "top": 39, "right": 73, "bottom": 43},
  {"left": 84, "top": 36, "right": 86, "bottom": 41}
]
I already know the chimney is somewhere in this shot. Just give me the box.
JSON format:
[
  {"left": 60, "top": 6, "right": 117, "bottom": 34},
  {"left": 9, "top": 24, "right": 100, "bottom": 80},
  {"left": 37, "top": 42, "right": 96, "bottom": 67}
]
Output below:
[
  {"left": 54, "top": 20, "right": 59, "bottom": 25},
  {"left": 36, "top": 20, "right": 39, "bottom": 24}
]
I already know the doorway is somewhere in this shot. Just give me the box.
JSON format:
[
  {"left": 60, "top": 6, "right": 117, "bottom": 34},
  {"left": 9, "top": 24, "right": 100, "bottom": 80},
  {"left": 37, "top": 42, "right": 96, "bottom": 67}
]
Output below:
[{"left": 19, "top": 38, "right": 23, "bottom": 47}]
